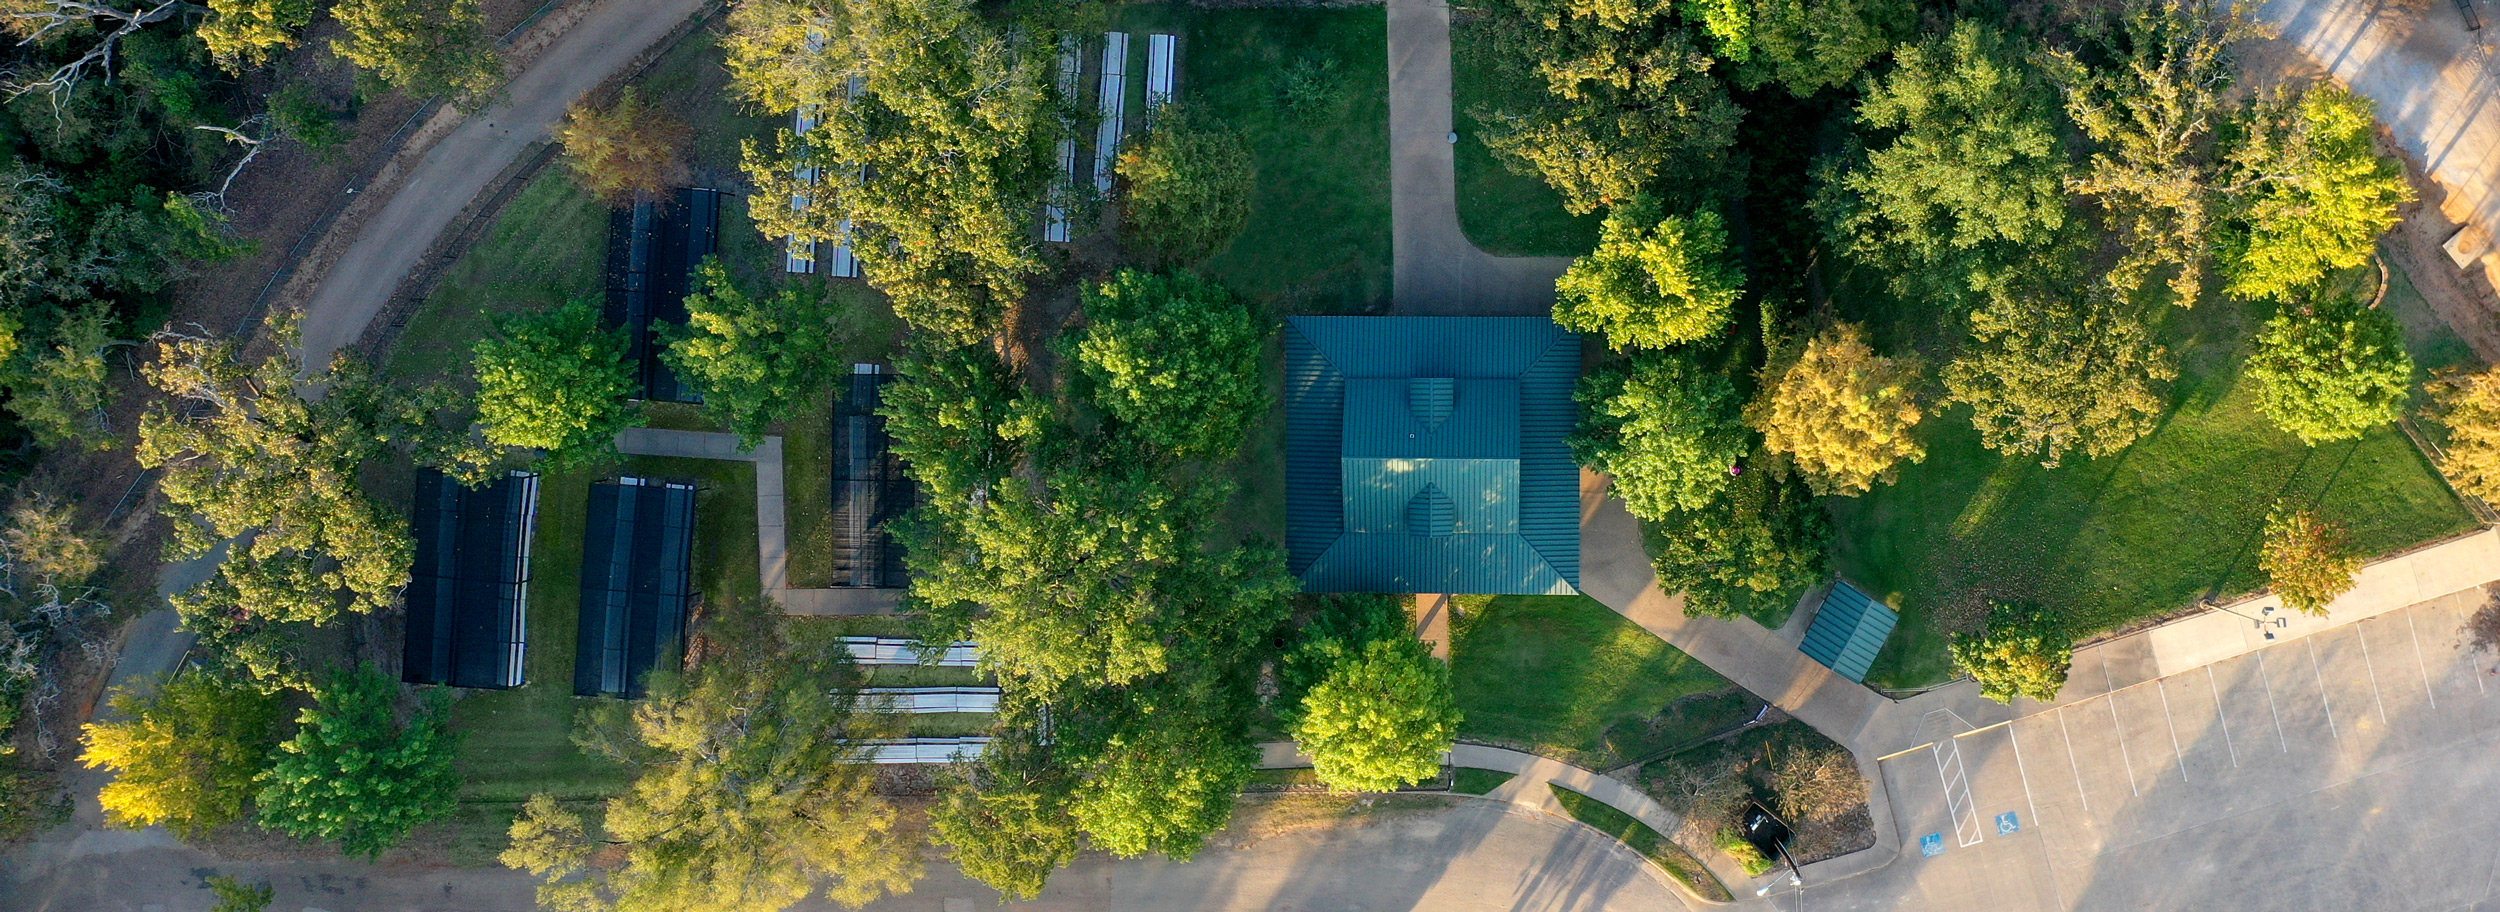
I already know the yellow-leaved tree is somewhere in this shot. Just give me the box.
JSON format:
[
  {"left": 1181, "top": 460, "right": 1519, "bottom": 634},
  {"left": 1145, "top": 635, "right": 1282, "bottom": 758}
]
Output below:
[
  {"left": 81, "top": 673, "right": 280, "bottom": 838},
  {"left": 1747, "top": 322, "right": 1925, "bottom": 495}
]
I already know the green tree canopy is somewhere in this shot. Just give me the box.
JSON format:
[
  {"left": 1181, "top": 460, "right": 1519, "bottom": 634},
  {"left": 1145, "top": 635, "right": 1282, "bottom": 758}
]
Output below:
[
  {"left": 1069, "top": 270, "right": 1270, "bottom": 463},
  {"left": 1553, "top": 199, "right": 1741, "bottom": 351},
  {"left": 331, "top": 0, "right": 502, "bottom": 107},
  {"left": 1064, "top": 688, "right": 1259, "bottom": 861},
  {"left": 735, "top": 0, "right": 1053, "bottom": 342},
  {"left": 1571, "top": 352, "right": 1747, "bottom": 519},
  {"left": 926, "top": 753, "right": 1080, "bottom": 902},
  {"left": 80, "top": 672, "right": 280, "bottom": 839},
  {"left": 1747, "top": 322, "right": 1924, "bottom": 495},
  {"left": 1470, "top": 0, "right": 1742, "bottom": 214},
  {"left": 1950, "top": 603, "right": 2071, "bottom": 704},
  {"left": 255, "top": 666, "right": 460, "bottom": 859},
  {"left": 1116, "top": 105, "right": 1254, "bottom": 263},
  {"left": 1727, "top": 0, "right": 1916, "bottom": 97},
  {"left": 2245, "top": 297, "right": 2413, "bottom": 445},
  {"left": 559, "top": 88, "right": 693, "bottom": 206},
  {"left": 2044, "top": 0, "right": 2258, "bottom": 305},
  {"left": 2429, "top": 364, "right": 2500, "bottom": 503},
  {"left": 503, "top": 598, "right": 921, "bottom": 912},
  {"left": 137, "top": 331, "right": 418, "bottom": 622},
  {"left": 1641, "top": 458, "right": 1827, "bottom": 618},
  {"left": 11, "top": 300, "right": 120, "bottom": 449},
  {"left": 905, "top": 464, "right": 1296, "bottom": 695},
  {"left": 1943, "top": 285, "right": 2175, "bottom": 467},
  {"left": 878, "top": 344, "right": 1042, "bottom": 512},
  {"left": 1820, "top": 21, "right": 2068, "bottom": 297},
  {"left": 1291, "top": 636, "right": 1459, "bottom": 793},
  {"left": 661, "top": 263, "right": 850, "bottom": 446},
  {"left": 199, "top": 0, "right": 316, "bottom": 71},
  {"left": 473, "top": 297, "right": 637, "bottom": 467},
  {"left": 2261, "top": 502, "right": 2362, "bottom": 615},
  {"left": 2221, "top": 84, "right": 2411, "bottom": 302}
]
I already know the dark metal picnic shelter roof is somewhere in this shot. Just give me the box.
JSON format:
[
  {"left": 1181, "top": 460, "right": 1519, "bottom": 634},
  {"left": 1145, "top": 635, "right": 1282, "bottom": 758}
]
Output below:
[
  {"left": 1284, "top": 317, "right": 1582, "bottom": 595},
  {"left": 604, "top": 187, "right": 720, "bottom": 404},
  {"left": 573, "top": 476, "right": 697, "bottom": 698},
  {"left": 403, "top": 469, "right": 539, "bottom": 689}
]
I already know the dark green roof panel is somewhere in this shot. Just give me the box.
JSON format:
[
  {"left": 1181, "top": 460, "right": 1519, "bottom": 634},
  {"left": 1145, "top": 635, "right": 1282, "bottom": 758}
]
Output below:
[
  {"left": 1284, "top": 317, "right": 1581, "bottom": 595},
  {"left": 1800, "top": 582, "right": 1896, "bottom": 683}
]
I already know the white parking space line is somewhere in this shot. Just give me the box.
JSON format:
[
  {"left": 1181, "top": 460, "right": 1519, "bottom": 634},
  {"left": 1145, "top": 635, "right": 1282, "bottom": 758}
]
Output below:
[
  {"left": 2258, "top": 650, "right": 2290, "bottom": 752},
  {"left": 2106, "top": 692, "right": 2139, "bottom": 796},
  {"left": 2157, "top": 681, "right": 2189, "bottom": 781},
  {"left": 2411, "top": 611, "right": 2439, "bottom": 709},
  {"left": 2309, "top": 637, "right": 2342, "bottom": 743},
  {"left": 2358, "top": 622, "right": 2392, "bottom": 725},
  {"left": 2208, "top": 665, "right": 2238, "bottom": 767},
  {"left": 2058, "top": 709, "right": 2090, "bottom": 814},
  {"left": 2009, "top": 722, "right": 2043, "bottom": 833}
]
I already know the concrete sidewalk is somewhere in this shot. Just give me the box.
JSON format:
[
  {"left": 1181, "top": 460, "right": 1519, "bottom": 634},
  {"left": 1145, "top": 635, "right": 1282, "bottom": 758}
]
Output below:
[
  {"left": 1385, "top": 0, "right": 1570, "bottom": 316},
  {"left": 613, "top": 427, "right": 901, "bottom": 615},
  {"left": 2045, "top": 528, "right": 2500, "bottom": 706}
]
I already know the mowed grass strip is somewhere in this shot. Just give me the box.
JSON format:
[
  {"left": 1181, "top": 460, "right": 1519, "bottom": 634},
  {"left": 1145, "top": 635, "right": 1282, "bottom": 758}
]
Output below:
[
  {"left": 1833, "top": 287, "right": 2480, "bottom": 689},
  {"left": 1453, "top": 595, "right": 1743, "bottom": 767},
  {"left": 1547, "top": 784, "right": 1732, "bottom": 902}
]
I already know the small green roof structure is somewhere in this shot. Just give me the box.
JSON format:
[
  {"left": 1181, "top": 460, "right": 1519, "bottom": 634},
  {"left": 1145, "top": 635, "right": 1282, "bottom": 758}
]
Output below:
[
  {"left": 1284, "top": 317, "right": 1581, "bottom": 595},
  {"left": 1799, "top": 582, "right": 1896, "bottom": 683}
]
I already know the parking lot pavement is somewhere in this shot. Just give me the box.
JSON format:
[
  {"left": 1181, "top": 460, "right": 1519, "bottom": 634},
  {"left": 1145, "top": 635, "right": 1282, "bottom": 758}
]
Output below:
[{"left": 1802, "top": 587, "right": 2500, "bottom": 912}]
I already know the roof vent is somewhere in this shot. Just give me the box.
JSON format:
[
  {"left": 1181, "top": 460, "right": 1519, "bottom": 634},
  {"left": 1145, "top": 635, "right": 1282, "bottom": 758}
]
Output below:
[
  {"left": 1406, "top": 482, "right": 1456, "bottom": 537},
  {"left": 1409, "top": 377, "right": 1455, "bottom": 432}
]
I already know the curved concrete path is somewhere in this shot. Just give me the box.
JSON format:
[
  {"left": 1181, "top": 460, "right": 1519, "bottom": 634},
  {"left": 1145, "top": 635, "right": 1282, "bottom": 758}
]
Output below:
[
  {"left": 295, "top": 0, "right": 713, "bottom": 370},
  {"left": 1386, "top": 0, "right": 1572, "bottom": 316}
]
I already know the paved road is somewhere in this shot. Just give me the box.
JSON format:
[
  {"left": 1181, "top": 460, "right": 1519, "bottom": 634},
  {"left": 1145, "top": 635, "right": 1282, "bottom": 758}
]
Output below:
[
  {"left": 0, "top": 800, "right": 1684, "bottom": 912},
  {"left": 294, "top": 0, "right": 713, "bottom": 370},
  {"left": 1385, "top": 0, "right": 1572, "bottom": 315}
]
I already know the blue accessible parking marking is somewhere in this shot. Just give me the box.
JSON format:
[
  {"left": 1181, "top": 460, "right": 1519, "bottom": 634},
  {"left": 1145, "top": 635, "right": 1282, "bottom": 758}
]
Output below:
[
  {"left": 1996, "top": 811, "right": 2020, "bottom": 836},
  {"left": 1920, "top": 833, "right": 1945, "bottom": 857}
]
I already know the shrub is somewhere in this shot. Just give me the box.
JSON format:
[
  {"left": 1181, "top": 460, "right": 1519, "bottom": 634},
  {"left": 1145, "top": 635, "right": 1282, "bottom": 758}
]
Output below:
[
  {"left": 1117, "top": 105, "right": 1253, "bottom": 263},
  {"left": 1716, "top": 828, "right": 1776, "bottom": 876},
  {"left": 1948, "top": 602, "right": 2072, "bottom": 704}
]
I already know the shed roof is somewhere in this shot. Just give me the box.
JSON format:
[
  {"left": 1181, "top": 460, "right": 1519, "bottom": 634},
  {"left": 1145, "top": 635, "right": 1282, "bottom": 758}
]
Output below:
[
  {"left": 1284, "top": 317, "right": 1580, "bottom": 595},
  {"left": 1799, "top": 582, "right": 1897, "bottom": 683}
]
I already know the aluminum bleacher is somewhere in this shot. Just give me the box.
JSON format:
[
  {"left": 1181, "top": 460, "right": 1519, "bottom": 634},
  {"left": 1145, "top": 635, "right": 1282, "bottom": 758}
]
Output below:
[
  {"left": 1145, "top": 33, "right": 1177, "bottom": 111},
  {"left": 1045, "top": 33, "right": 1082, "bottom": 242},
  {"left": 1092, "top": 31, "right": 1129, "bottom": 194},
  {"left": 861, "top": 687, "right": 1001, "bottom": 714},
  {"left": 841, "top": 636, "right": 979, "bottom": 667},
  {"left": 867, "top": 737, "right": 992, "bottom": 764}
]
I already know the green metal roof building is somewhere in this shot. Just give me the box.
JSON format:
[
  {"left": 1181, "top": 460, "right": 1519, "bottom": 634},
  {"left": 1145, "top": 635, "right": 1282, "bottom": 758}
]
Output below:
[{"left": 1284, "top": 317, "right": 1582, "bottom": 595}]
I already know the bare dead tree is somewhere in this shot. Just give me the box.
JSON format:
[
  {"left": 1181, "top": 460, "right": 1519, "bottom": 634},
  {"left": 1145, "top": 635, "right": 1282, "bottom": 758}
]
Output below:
[
  {"left": 4, "top": 0, "right": 189, "bottom": 110},
  {"left": 193, "top": 116, "right": 270, "bottom": 210}
]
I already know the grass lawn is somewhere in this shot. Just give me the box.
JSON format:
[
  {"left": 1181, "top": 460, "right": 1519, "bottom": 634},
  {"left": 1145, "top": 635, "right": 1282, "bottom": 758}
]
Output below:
[
  {"left": 1452, "top": 595, "right": 1759, "bottom": 768},
  {"left": 382, "top": 171, "right": 605, "bottom": 385},
  {"left": 1448, "top": 10, "right": 1600, "bottom": 258},
  {"left": 1114, "top": 5, "right": 1391, "bottom": 314},
  {"left": 1833, "top": 286, "right": 2481, "bottom": 689},
  {"left": 1547, "top": 784, "right": 1732, "bottom": 902},
  {"left": 1451, "top": 767, "right": 1515, "bottom": 795}
]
